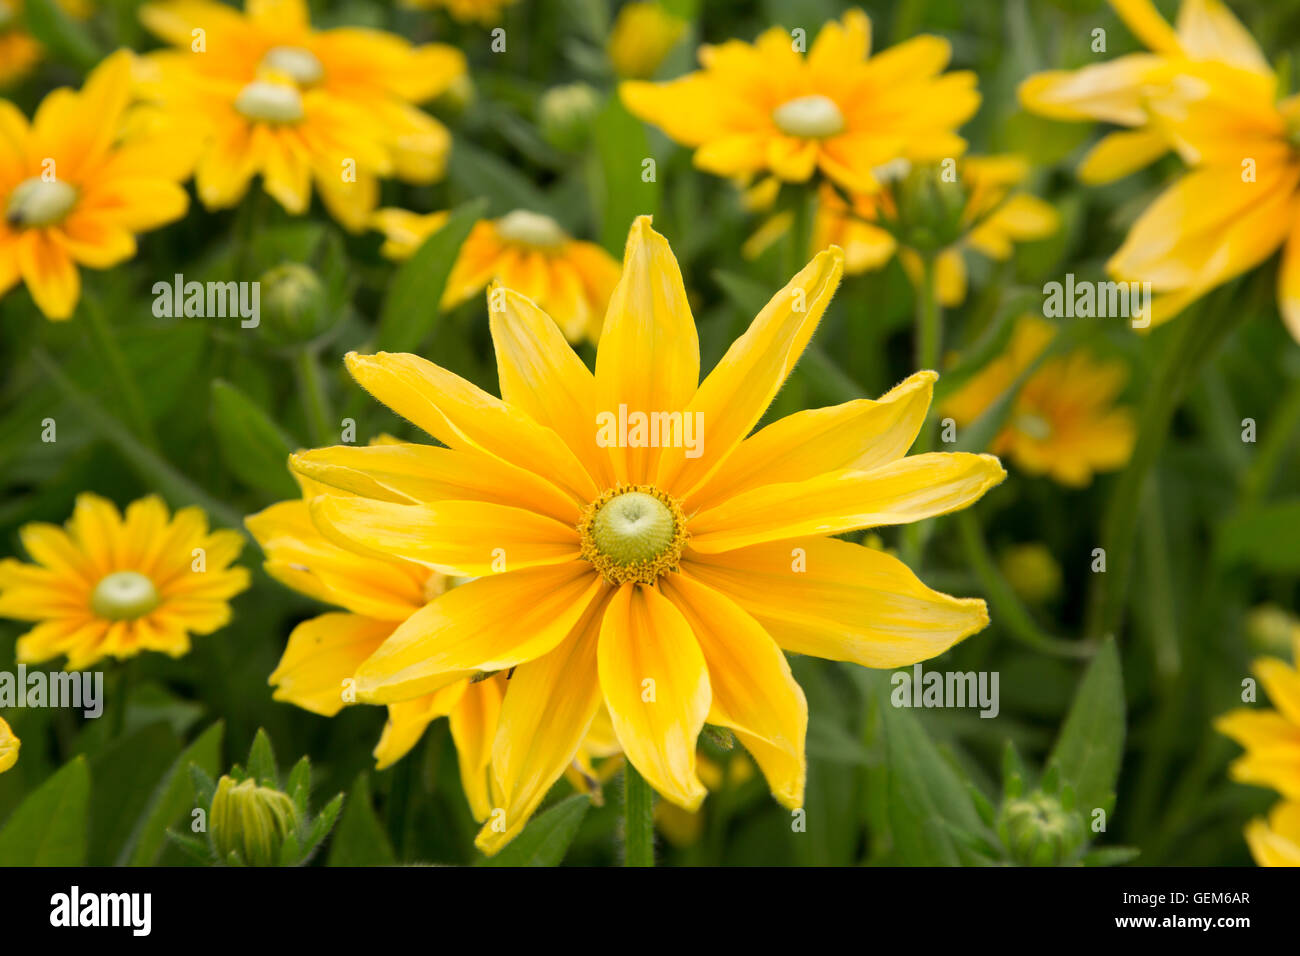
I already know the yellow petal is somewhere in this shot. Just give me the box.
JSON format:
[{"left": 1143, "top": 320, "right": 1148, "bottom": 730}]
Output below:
[
  {"left": 0, "top": 716, "right": 19, "bottom": 774},
  {"left": 310, "top": 495, "right": 581, "bottom": 577},
  {"left": 1256, "top": 656, "right": 1300, "bottom": 726},
  {"left": 684, "top": 536, "right": 989, "bottom": 667},
  {"left": 689, "top": 452, "right": 1006, "bottom": 553},
  {"left": 1077, "top": 128, "right": 1170, "bottom": 185},
  {"left": 594, "top": 216, "right": 700, "bottom": 483},
  {"left": 448, "top": 675, "right": 505, "bottom": 820},
  {"left": 689, "top": 370, "right": 936, "bottom": 510},
  {"left": 344, "top": 351, "right": 597, "bottom": 505},
  {"left": 354, "top": 563, "right": 603, "bottom": 703},
  {"left": 269, "top": 613, "right": 394, "bottom": 716},
  {"left": 1173, "top": 0, "right": 1270, "bottom": 73},
  {"left": 1278, "top": 219, "right": 1300, "bottom": 345},
  {"left": 597, "top": 583, "right": 709, "bottom": 810},
  {"left": 661, "top": 574, "right": 806, "bottom": 808},
  {"left": 656, "top": 247, "right": 844, "bottom": 499},
  {"left": 374, "top": 681, "right": 467, "bottom": 770},
  {"left": 1111, "top": 0, "right": 1182, "bottom": 54}
]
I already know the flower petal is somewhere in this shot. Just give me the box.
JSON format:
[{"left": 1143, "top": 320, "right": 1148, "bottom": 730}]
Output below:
[{"left": 269, "top": 612, "right": 394, "bottom": 716}]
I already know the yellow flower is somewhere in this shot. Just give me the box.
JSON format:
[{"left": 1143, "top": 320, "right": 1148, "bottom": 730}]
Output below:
[
  {"left": 941, "top": 316, "right": 1135, "bottom": 486},
  {"left": 1245, "top": 801, "right": 1300, "bottom": 867},
  {"left": 621, "top": 9, "right": 979, "bottom": 194},
  {"left": 290, "top": 216, "right": 1003, "bottom": 853},
  {"left": 1019, "top": 0, "right": 1269, "bottom": 184},
  {"left": 0, "top": 1, "right": 94, "bottom": 88},
  {"left": 1216, "top": 634, "right": 1300, "bottom": 800},
  {"left": 401, "top": 0, "right": 517, "bottom": 25},
  {"left": 247, "top": 489, "right": 503, "bottom": 820},
  {"left": 0, "top": 494, "right": 249, "bottom": 670},
  {"left": 608, "top": 2, "right": 686, "bottom": 80},
  {"left": 372, "top": 209, "right": 621, "bottom": 344},
  {"left": 137, "top": 0, "right": 465, "bottom": 231},
  {"left": 0, "top": 50, "right": 190, "bottom": 319},
  {"left": 0, "top": 715, "right": 18, "bottom": 774}
]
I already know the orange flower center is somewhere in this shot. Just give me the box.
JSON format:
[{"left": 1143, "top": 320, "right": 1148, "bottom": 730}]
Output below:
[
  {"left": 6, "top": 178, "right": 78, "bottom": 229},
  {"left": 495, "top": 210, "right": 568, "bottom": 250},
  {"left": 579, "top": 485, "right": 687, "bottom": 586},
  {"left": 772, "top": 95, "right": 845, "bottom": 139}
]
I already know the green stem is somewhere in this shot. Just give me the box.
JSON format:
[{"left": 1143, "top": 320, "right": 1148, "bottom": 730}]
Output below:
[
  {"left": 293, "top": 348, "right": 334, "bottom": 447},
  {"left": 622, "top": 763, "right": 655, "bottom": 867},
  {"left": 903, "top": 253, "right": 941, "bottom": 566},
  {"left": 82, "top": 297, "right": 158, "bottom": 450}
]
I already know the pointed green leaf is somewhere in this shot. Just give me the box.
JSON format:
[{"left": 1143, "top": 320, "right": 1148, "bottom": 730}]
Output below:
[
  {"left": 328, "top": 774, "right": 396, "bottom": 866},
  {"left": 0, "top": 756, "right": 91, "bottom": 865},
  {"left": 1048, "top": 636, "right": 1125, "bottom": 816},
  {"left": 210, "top": 380, "right": 299, "bottom": 499},
  {"left": 481, "top": 794, "right": 590, "bottom": 867},
  {"left": 123, "top": 722, "right": 225, "bottom": 866}
]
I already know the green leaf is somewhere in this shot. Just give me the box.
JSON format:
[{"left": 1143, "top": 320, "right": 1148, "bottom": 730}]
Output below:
[
  {"left": 0, "top": 756, "right": 91, "bottom": 865},
  {"left": 210, "top": 379, "right": 299, "bottom": 499},
  {"left": 1048, "top": 636, "right": 1125, "bottom": 816},
  {"left": 375, "top": 199, "right": 488, "bottom": 355},
  {"left": 448, "top": 142, "right": 555, "bottom": 219},
  {"left": 247, "top": 728, "right": 279, "bottom": 787},
  {"left": 122, "top": 722, "right": 225, "bottom": 866},
  {"left": 879, "top": 701, "right": 984, "bottom": 866},
  {"left": 591, "top": 96, "right": 660, "bottom": 254},
  {"left": 328, "top": 773, "right": 396, "bottom": 866},
  {"left": 481, "top": 794, "right": 590, "bottom": 867},
  {"left": 23, "top": 0, "right": 103, "bottom": 70},
  {"left": 87, "top": 723, "right": 180, "bottom": 866},
  {"left": 1217, "top": 499, "right": 1300, "bottom": 572}
]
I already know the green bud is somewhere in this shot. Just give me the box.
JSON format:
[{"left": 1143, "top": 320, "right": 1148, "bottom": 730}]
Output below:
[
  {"left": 996, "top": 790, "right": 1086, "bottom": 866},
  {"left": 1245, "top": 604, "right": 1300, "bottom": 657},
  {"left": 894, "top": 164, "right": 968, "bottom": 253},
  {"left": 257, "top": 262, "right": 328, "bottom": 346},
  {"left": 538, "top": 83, "right": 601, "bottom": 153},
  {"left": 999, "top": 543, "right": 1063, "bottom": 605},
  {"left": 210, "top": 775, "right": 298, "bottom": 866}
]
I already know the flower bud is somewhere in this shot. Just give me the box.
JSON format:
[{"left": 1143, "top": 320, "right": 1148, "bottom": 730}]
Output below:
[
  {"left": 999, "top": 543, "right": 1063, "bottom": 605},
  {"left": 996, "top": 790, "right": 1086, "bottom": 866},
  {"left": 210, "top": 775, "right": 298, "bottom": 866},
  {"left": 894, "top": 164, "right": 968, "bottom": 253},
  {"left": 538, "top": 83, "right": 601, "bottom": 153},
  {"left": 1245, "top": 604, "right": 1300, "bottom": 657},
  {"left": 257, "top": 262, "right": 328, "bottom": 346}
]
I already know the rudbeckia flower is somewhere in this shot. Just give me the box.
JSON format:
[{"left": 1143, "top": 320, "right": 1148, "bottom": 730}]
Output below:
[
  {"left": 608, "top": 1, "right": 686, "bottom": 80},
  {"left": 621, "top": 9, "right": 979, "bottom": 194},
  {"left": 941, "top": 316, "right": 1135, "bottom": 486},
  {"left": 0, "top": 50, "right": 190, "bottom": 319},
  {"left": 246, "top": 486, "right": 503, "bottom": 819},
  {"left": 401, "top": 0, "right": 518, "bottom": 25},
  {"left": 291, "top": 216, "right": 1003, "bottom": 853},
  {"left": 1216, "top": 634, "right": 1300, "bottom": 800},
  {"left": 1019, "top": 0, "right": 1269, "bottom": 184},
  {"left": 1245, "top": 801, "right": 1300, "bottom": 867},
  {"left": 137, "top": 0, "right": 465, "bottom": 230},
  {"left": 0, "top": 494, "right": 249, "bottom": 670},
  {"left": 0, "top": 715, "right": 18, "bottom": 773},
  {"left": 0, "top": 2, "right": 43, "bottom": 89},
  {"left": 372, "top": 208, "right": 621, "bottom": 344}
]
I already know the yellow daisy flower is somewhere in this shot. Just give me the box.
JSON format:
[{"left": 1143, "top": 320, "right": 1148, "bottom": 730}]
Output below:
[
  {"left": 0, "top": 2, "right": 43, "bottom": 89},
  {"left": 1245, "top": 801, "right": 1300, "bottom": 867},
  {"left": 0, "top": 50, "right": 190, "bottom": 319},
  {"left": 0, "top": 715, "right": 18, "bottom": 774},
  {"left": 941, "top": 316, "right": 1135, "bottom": 487},
  {"left": 621, "top": 9, "right": 979, "bottom": 195},
  {"left": 0, "top": 494, "right": 250, "bottom": 670},
  {"left": 1019, "top": 0, "right": 1269, "bottom": 184},
  {"left": 401, "top": 0, "right": 518, "bottom": 25},
  {"left": 371, "top": 208, "right": 621, "bottom": 344},
  {"left": 1216, "top": 633, "right": 1300, "bottom": 800},
  {"left": 137, "top": 0, "right": 465, "bottom": 231},
  {"left": 608, "top": 2, "right": 686, "bottom": 80},
  {"left": 290, "top": 216, "right": 1003, "bottom": 853},
  {"left": 246, "top": 489, "right": 503, "bottom": 819}
]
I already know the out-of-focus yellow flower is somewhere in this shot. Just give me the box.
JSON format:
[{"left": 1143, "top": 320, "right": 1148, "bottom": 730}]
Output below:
[
  {"left": 0, "top": 1, "right": 94, "bottom": 88},
  {"left": 0, "top": 50, "right": 190, "bottom": 319},
  {"left": 137, "top": 0, "right": 465, "bottom": 231},
  {"left": 1018, "top": 0, "right": 1269, "bottom": 184},
  {"left": 0, "top": 715, "right": 18, "bottom": 774},
  {"left": 371, "top": 209, "right": 621, "bottom": 344},
  {"left": 655, "top": 749, "right": 755, "bottom": 846},
  {"left": 999, "top": 542, "right": 1062, "bottom": 605},
  {"left": 290, "top": 216, "right": 1002, "bottom": 854},
  {"left": 1217, "top": 633, "right": 1300, "bottom": 801},
  {"left": 942, "top": 316, "right": 1135, "bottom": 486},
  {"left": 0, "top": 494, "right": 249, "bottom": 669},
  {"left": 1247, "top": 605, "right": 1300, "bottom": 658},
  {"left": 608, "top": 1, "right": 686, "bottom": 80},
  {"left": 621, "top": 9, "right": 979, "bottom": 195},
  {"left": 1245, "top": 801, "right": 1300, "bottom": 867},
  {"left": 402, "top": 0, "right": 517, "bottom": 25}
]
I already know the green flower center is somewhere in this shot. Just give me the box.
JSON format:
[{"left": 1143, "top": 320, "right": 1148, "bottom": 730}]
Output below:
[
  {"left": 6, "top": 178, "right": 78, "bottom": 229},
  {"left": 260, "top": 46, "right": 324, "bottom": 86},
  {"left": 579, "top": 485, "right": 687, "bottom": 586},
  {"left": 495, "top": 210, "right": 568, "bottom": 249},
  {"left": 235, "top": 80, "right": 305, "bottom": 124},
  {"left": 1013, "top": 410, "right": 1053, "bottom": 442},
  {"left": 91, "top": 571, "right": 160, "bottom": 621},
  {"left": 772, "top": 95, "right": 845, "bottom": 139}
]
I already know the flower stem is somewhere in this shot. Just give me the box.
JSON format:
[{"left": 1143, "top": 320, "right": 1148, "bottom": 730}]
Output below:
[
  {"left": 622, "top": 762, "right": 655, "bottom": 867},
  {"left": 83, "top": 296, "right": 158, "bottom": 450},
  {"left": 293, "top": 347, "right": 333, "bottom": 447},
  {"left": 903, "top": 253, "right": 941, "bottom": 566}
]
